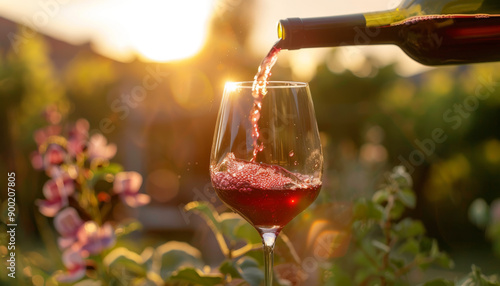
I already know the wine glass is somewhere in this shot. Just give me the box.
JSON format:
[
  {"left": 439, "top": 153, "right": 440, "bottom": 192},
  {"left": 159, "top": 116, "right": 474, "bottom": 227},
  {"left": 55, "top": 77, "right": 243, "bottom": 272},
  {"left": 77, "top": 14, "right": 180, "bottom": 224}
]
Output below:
[{"left": 210, "top": 81, "right": 323, "bottom": 285}]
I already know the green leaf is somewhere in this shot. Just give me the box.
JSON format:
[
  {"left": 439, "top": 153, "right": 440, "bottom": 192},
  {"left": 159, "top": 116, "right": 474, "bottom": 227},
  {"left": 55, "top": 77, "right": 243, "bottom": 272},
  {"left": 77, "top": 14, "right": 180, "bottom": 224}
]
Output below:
[
  {"left": 416, "top": 253, "right": 432, "bottom": 271},
  {"left": 418, "top": 237, "right": 433, "bottom": 252},
  {"left": 493, "top": 239, "right": 500, "bottom": 257},
  {"left": 169, "top": 268, "right": 223, "bottom": 286},
  {"left": 353, "top": 242, "right": 378, "bottom": 271},
  {"left": 457, "top": 265, "right": 500, "bottom": 286},
  {"left": 89, "top": 163, "right": 124, "bottom": 187},
  {"left": 373, "top": 189, "right": 390, "bottom": 204},
  {"left": 390, "top": 166, "right": 413, "bottom": 189},
  {"left": 184, "top": 201, "right": 230, "bottom": 256},
  {"left": 397, "top": 238, "right": 419, "bottom": 255},
  {"left": 220, "top": 212, "right": 244, "bottom": 241},
  {"left": 389, "top": 201, "right": 406, "bottom": 220},
  {"left": 237, "top": 257, "right": 264, "bottom": 286},
  {"left": 115, "top": 219, "right": 143, "bottom": 237},
  {"left": 390, "top": 257, "right": 405, "bottom": 269},
  {"left": 468, "top": 198, "right": 490, "bottom": 228},
  {"left": 99, "top": 162, "right": 124, "bottom": 174},
  {"left": 421, "top": 278, "right": 455, "bottom": 286},
  {"left": 353, "top": 199, "right": 384, "bottom": 221},
  {"left": 434, "top": 253, "right": 454, "bottom": 269},
  {"left": 275, "top": 233, "right": 301, "bottom": 264},
  {"left": 429, "top": 239, "right": 439, "bottom": 258},
  {"left": 327, "top": 264, "right": 353, "bottom": 286},
  {"left": 140, "top": 247, "right": 155, "bottom": 273},
  {"left": 219, "top": 257, "right": 263, "bottom": 286},
  {"left": 396, "top": 188, "right": 416, "bottom": 209},
  {"left": 352, "top": 220, "right": 375, "bottom": 239},
  {"left": 381, "top": 270, "right": 395, "bottom": 285},
  {"left": 103, "top": 247, "right": 146, "bottom": 276},
  {"left": 487, "top": 223, "right": 500, "bottom": 241},
  {"left": 234, "top": 220, "right": 262, "bottom": 245},
  {"left": 393, "top": 218, "right": 425, "bottom": 238},
  {"left": 219, "top": 260, "right": 242, "bottom": 279},
  {"left": 155, "top": 241, "right": 204, "bottom": 280},
  {"left": 185, "top": 201, "right": 222, "bottom": 230},
  {"left": 371, "top": 240, "right": 390, "bottom": 253}
]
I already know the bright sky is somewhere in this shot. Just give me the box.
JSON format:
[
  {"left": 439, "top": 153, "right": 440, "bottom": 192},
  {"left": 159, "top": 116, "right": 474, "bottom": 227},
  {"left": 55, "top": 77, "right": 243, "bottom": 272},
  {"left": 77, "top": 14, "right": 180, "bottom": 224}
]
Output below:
[
  {"left": 0, "top": 0, "right": 213, "bottom": 62},
  {"left": 0, "top": 0, "right": 428, "bottom": 78}
]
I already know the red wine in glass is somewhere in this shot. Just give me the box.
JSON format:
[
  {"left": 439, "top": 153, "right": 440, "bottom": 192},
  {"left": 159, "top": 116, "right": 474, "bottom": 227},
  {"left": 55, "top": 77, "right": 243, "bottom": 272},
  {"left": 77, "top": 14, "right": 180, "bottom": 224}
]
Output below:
[{"left": 211, "top": 153, "right": 321, "bottom": 229}]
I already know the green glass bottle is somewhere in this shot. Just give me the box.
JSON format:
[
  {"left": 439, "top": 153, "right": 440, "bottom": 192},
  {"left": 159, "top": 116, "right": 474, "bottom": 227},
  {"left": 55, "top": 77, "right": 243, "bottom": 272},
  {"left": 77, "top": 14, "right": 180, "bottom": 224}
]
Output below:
[{"left": 277, "top": 0, "right": 500, "bottom": 65}]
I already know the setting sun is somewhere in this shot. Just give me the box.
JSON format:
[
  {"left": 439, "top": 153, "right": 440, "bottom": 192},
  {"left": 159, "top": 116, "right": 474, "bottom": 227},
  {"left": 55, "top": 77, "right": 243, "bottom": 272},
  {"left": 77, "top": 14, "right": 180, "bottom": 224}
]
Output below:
[{"left": 124, "top": 0, "right": 213, "bottom": 62}]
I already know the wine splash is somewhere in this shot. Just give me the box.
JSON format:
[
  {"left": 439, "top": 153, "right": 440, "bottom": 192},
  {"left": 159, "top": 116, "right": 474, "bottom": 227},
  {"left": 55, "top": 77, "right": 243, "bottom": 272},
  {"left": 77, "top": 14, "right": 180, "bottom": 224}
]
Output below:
[{"left": 250, "top": 40, "right": 281, "bottom": 162}]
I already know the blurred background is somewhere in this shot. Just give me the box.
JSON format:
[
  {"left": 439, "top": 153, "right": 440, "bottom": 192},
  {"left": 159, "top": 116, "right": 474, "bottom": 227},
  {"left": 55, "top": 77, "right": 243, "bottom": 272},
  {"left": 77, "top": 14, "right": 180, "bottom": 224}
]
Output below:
[{"left": 1, "top": 0, "right": 500, "bottom": 283}]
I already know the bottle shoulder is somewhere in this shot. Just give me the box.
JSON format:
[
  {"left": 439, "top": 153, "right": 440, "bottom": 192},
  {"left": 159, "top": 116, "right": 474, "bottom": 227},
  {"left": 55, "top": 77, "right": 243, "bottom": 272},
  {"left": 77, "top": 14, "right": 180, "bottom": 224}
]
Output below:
[{"left": 395, "top": 14, "right": 500, "bottom": 65}]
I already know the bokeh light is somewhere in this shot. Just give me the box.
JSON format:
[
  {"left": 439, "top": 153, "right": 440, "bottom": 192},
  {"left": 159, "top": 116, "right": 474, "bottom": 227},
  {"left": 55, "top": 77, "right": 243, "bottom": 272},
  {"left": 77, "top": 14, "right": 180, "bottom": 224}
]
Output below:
[{"left": 146, "top": 169, "right": 180, "bottom": 203}]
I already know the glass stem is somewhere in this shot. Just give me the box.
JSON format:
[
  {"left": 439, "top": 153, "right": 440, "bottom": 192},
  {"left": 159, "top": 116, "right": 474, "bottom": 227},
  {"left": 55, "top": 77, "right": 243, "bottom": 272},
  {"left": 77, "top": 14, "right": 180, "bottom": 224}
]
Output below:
[{"left": 262, "top": 231, "right": 277, "bottom": 286}]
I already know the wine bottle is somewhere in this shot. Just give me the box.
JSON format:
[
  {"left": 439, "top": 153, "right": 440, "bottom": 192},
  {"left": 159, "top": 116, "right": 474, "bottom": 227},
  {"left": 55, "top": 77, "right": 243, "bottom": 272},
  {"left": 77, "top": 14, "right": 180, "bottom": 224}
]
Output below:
[{"left": 277, "top": 0, "right": 500, "bottom": 65}]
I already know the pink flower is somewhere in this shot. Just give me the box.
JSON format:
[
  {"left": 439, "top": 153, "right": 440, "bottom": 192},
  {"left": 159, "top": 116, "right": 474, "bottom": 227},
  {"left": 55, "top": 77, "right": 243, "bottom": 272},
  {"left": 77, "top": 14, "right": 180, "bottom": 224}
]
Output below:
[
  {"left": 87, "top": 133, "right": 116, "bottom": 160},
  {"left": 77, "top": 221, "right": 116, "bottom": 256},
  {"left": 113, "top": 171, "right": 150, "bottom": 207},
  {"left": 54, "top": 208, "right": 84, "bottom": 249},
  {"left": 34, "top": 125, "right": 61, "bottom": 147},
  {"left": 30, "top": 151, "right": 44, "bottom": 170},
  {"left": 55, "top": 220, "right": 115, "bottom": 282},
  {"left": 67, "top": 119, "right": 89, "bottom": 157},
  {"left": 491, "top": 199, "right": 500, "bottom": 224},
  {"left": 43, "top": 144, "right": 66, "bottom": 168},
  {"left": 37, "top": 177, "right": 74, "bottom": 217},
  {"left": 56, "top": 247, "right": 86, "bottom": 283},
  {"left": 42, "top": 104, "right": 62, "bottom": 125}
]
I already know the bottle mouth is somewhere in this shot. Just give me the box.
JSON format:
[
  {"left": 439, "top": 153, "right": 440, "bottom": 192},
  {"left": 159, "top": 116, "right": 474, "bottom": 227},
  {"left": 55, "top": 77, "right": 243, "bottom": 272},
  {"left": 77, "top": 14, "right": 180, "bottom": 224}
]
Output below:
[
  {"left": 276, "top": 18, "right": 303, "bottom": 50},
  {"left": 277, "top": 22, "right": 285, "bottom": 39}
]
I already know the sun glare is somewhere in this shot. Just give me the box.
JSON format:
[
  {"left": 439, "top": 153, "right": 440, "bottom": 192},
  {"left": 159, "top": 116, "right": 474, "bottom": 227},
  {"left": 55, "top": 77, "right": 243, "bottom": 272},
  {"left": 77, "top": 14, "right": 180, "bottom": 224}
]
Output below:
[
  {"left": 127, "top": 0, "right": 213, "bottom": 62},
  {"left": 89, "top": 0, "right": 214, "bottom": 62},
  {"left": 225, "top": 82, "right": 239, "bottom": 93}
]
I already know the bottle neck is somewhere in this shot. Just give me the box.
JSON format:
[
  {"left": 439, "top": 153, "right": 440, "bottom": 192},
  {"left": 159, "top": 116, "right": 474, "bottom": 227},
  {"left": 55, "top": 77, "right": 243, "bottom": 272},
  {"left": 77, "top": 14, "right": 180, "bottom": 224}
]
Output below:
[{"left": 277, "top": 10, "right": 412, "bottom": 50}]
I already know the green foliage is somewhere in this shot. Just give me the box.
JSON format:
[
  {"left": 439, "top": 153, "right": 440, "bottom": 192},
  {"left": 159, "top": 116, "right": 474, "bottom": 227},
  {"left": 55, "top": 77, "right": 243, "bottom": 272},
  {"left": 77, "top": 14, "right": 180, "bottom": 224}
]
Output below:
[
  {"left": 114, "top": 219, "right": 143, "bottom": 238},
  {"left": 104, "top": 247, "right": 147, "bottom": 277},
  {"left": 169, "top": 268, "right": 223, "bottom": 286},
  {"left": 456, "top": 265, "right": 500, "bottom": 286},
  {"left": 469, "top": 198, "right": 490, "bottom": 229},
  {"left": 423, "top": 265, "right": 500, "bottom": 286},
  {"left": 184, "top": 201, "right": 265, "bottom": 285},
  {"left": 88, "top": 162, "right": 124, "bottom": 188},
  {"left": 220, "top": 257, "right": 264, "bottom": 286},
  {"left": 102, "top": 241, "right": 211, "bottom": 285},
  {"left": 330, "top": 166, "right": 454, "bottom": 286},
  {"left": 185, "top": 201, "right": 262, "bottom": 259},
  {"left": 89, "top": 202, "right": 267, "bottom": 285},
  {"left": 421, "top": 279, "right": 455, "bottom": 286},
  {"left": 469, "top": 198, "right": 500, "bottom": 257}
]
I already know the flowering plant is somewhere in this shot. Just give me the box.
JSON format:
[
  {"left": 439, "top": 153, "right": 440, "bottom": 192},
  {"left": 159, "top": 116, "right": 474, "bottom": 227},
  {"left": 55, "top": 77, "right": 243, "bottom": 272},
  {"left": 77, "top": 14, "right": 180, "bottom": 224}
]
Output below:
[
  {"left": 30, "top": 107, "right": 500, "bottom": 285},
  {"left": 32, "top": 106, "right": 150, "bottom": 283}
]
